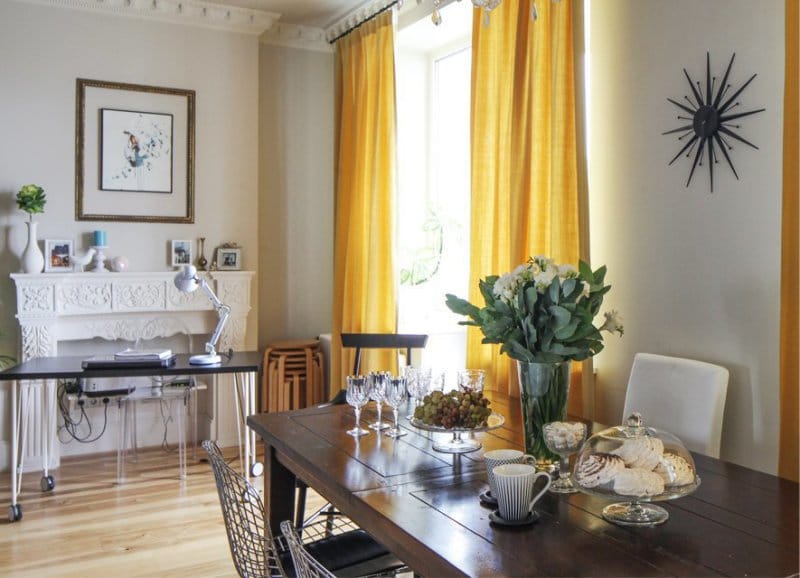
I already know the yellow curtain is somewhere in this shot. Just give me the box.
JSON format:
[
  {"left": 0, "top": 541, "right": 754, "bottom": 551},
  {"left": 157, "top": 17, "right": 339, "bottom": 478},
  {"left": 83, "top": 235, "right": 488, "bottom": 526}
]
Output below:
[
  {"left": 331, "top": 11, "right": 398, "bottom": 391},
  {"left": 779, "top": 0, "right": 799, "bottom": 482},
  {"left": 468, "top": 0, "right": 584, "bottom": 396}
]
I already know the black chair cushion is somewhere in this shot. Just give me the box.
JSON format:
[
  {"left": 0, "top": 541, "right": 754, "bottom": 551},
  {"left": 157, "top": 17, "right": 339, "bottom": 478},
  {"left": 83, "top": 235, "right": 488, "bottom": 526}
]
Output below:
[{"left": 278, "top": 529, "right": 402, "bottom": 577}]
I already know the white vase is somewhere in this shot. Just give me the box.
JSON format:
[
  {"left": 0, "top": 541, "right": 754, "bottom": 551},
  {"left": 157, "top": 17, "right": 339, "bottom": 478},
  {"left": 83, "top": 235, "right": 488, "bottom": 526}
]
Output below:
[{"left": 21, "top": 221, "right": 44, "bottom": 274}]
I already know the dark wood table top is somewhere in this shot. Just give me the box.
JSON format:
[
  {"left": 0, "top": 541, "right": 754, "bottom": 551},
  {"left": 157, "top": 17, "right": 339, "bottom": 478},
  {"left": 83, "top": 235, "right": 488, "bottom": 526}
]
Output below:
[{"left": 247, "top": 393, "right": 799, "bottom": 577}]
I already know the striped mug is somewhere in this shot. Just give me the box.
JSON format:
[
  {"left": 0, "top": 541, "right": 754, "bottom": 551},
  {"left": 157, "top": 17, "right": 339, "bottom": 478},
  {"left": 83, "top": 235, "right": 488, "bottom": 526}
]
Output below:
[
  {"left": 484, "top": 449, "right": 536, "bottom": 498},
  {"left": 493, "top": 463, "right": 551, "bottom": 521}
]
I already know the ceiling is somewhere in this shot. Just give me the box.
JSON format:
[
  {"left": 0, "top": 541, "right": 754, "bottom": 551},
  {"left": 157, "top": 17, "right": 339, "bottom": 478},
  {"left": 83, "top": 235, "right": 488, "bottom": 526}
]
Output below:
[{"left": 209, "top": 0, "right": 368, "bottom": 28}]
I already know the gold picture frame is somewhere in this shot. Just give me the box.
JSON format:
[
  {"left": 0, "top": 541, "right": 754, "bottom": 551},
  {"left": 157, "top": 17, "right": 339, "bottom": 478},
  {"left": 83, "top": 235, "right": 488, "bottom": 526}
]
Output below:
[{"left": 75, "top": 78, "right": 195, "bottom": 223}]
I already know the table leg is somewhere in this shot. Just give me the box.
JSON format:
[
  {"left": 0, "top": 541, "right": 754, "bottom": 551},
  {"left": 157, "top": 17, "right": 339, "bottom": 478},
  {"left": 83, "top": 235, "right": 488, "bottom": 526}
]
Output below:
[
  {"left": 177, "top": 397, "right": 186, "bottom": 480},
  {"left": 9, "top": 380, "right": 21, "bottom": 522},
  {"left": 264, "top": 442, "right": 295, "bottom": 538},
  {"left": 233, "top": 373, "right": 246, "bottom": 481}
]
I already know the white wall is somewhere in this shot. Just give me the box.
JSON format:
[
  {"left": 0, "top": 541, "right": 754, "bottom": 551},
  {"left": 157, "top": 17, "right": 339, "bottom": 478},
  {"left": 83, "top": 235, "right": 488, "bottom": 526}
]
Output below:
[
  {"left": 587, "top": 0, "right": 784, "bottom": 473},
  {"left": 258, "top": 44, "right": 334, "bottom": 347},
  {"left": 0, "top": 1, "right": 259, "bottom": 463}
]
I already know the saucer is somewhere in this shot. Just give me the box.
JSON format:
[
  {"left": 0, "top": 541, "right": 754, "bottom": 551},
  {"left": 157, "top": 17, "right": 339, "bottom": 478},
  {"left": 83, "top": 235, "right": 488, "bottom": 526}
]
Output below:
[
  {"left": 489, "top": 509, "right": 540, "bottom": 527},
  {"left": 479, "top": 490, "right": 498, "bottom": 506}
]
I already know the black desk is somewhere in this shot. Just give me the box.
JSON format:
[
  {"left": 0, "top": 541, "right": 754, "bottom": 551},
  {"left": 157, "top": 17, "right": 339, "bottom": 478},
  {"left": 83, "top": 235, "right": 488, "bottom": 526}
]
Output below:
[{"left": 1, "top": 351, "right": 262, "bottom": 522}]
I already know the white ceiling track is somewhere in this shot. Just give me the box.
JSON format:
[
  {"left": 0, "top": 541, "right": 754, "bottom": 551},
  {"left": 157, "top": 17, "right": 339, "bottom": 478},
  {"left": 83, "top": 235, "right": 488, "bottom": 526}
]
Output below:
[
  {"left": 12, "top": 0, "right": 281, "bottom": 35},
  {"left": 324, "top": 0, "right": 398, "bottom": 43}
]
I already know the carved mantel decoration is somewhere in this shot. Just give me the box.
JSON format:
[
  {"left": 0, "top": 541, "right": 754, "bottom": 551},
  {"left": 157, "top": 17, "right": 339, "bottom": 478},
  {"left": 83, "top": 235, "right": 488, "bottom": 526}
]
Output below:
[{"left": 11, "top": 270, "right": 253, "bottom": 360}]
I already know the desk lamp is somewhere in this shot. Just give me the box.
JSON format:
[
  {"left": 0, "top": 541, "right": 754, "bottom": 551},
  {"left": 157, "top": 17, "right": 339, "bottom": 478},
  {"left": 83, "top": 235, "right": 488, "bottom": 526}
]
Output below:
[{"left": 173, "top": 265, "right": 230, "bottom": 365}]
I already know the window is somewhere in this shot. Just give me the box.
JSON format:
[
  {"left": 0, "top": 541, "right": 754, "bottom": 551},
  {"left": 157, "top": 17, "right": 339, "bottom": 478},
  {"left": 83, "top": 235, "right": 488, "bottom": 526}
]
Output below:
[{"left": 396, "top": 3, "right": 472, "bottom": 372}]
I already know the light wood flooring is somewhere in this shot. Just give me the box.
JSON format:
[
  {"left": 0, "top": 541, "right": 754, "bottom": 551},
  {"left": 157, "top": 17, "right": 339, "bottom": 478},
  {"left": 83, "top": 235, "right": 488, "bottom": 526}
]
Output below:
[{"left": 0, "top": 444, "right": 320, "bottom": 577}]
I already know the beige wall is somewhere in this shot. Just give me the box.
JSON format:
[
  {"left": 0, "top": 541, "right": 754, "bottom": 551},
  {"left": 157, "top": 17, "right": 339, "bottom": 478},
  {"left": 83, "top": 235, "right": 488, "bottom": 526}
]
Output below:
[
  {"left": 258, "top": 44, "right": 334, "bottom": 348},
  {"left": 0, "top": 1, "right": 259, "bottom": 462},
  {"left": 587, "top": 0, "right": 784, "bottom": 473}
]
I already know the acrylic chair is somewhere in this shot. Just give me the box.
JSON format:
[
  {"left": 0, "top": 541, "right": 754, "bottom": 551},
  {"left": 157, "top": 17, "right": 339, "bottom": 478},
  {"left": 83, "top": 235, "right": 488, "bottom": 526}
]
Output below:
[
  {"left": 622, "top": 352, "right": 729, "bottom": 458},
  {"left": 203, "top": 440, "right": 404, "bottom": 578}
]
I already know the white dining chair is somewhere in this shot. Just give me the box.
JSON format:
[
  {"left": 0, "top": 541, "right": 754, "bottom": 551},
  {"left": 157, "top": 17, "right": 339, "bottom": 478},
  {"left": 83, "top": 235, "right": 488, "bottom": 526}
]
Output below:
[{"left": 622, "top": 353, "right": 729, "bottom": 458}]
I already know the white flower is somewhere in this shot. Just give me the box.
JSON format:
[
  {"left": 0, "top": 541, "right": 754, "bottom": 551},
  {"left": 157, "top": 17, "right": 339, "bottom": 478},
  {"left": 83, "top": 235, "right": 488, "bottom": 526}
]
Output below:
[
  {"left": 534, "top": 267, "right": 557, "bottom": 292},
  {"left": 580, "top": 281, "right": 591, "bottom": 298},
  {"left": 557, "top": 264, "right": 578, "bottom": 279},
  {"left": 493, "top": 263, "right": 535, "bottom": 302},
  {"left": 600, "top": 310, "right": 624, "bottom": 336}
]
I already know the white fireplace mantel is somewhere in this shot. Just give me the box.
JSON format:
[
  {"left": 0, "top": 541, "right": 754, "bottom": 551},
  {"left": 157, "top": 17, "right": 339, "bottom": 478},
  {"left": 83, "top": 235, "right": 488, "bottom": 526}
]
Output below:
[{"left": 11, "top": 270, "right": 254, "bottom": 359}]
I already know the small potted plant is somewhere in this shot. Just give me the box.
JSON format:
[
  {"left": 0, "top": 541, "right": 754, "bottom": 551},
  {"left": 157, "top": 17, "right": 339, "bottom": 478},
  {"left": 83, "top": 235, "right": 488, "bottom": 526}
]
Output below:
[{"left": 17, "top": 184, "right": 46, "bottom": 273}]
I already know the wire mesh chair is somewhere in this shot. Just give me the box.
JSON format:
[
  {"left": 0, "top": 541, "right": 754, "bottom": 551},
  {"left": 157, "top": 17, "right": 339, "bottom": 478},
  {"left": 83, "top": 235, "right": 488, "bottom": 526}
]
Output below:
[
  {"left": 203, "top": 441, "right": 406, "bottom": 578},
  {"left": 203, "top": 440, "right": 287, "bottom": 578},
  {"left": 281, "top": 520, "right": 335, "bottom": 578}
]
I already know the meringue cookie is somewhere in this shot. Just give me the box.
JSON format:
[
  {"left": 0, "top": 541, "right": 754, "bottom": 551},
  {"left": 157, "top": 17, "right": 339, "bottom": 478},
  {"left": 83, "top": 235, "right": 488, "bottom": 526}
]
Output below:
[
  {"left": 654, "top": 452, "right": 695, "bottom": 487},
  {"left": 544, "top": 422, "right": 586, "bottom": 452},
  {"left": 613, "top": 468, "right": 665, "bottom": 497},
  {"left": 611, "top": 436, "right": 664, "bottom": 470},
  {"left": 574, "top": 453, "right": 625, "bottom": 488}
]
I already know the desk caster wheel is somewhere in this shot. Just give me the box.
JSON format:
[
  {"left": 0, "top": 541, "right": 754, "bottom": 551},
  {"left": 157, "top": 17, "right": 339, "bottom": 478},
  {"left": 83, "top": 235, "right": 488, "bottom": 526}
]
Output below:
[
  {"left": 250, "top": 462, "right": 264, "bottom": 478},
  {"left": 40, "top": 475, "right": 55, "bottom": 492},
  {"left": 9, "top": 504, "right": 22, "bottom": 522}
]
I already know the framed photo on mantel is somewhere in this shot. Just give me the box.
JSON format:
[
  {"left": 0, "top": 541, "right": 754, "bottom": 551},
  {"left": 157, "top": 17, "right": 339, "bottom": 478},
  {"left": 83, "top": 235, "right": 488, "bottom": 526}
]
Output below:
[{"left": 75, "top": 78, "right": 195, "bottom": 223}]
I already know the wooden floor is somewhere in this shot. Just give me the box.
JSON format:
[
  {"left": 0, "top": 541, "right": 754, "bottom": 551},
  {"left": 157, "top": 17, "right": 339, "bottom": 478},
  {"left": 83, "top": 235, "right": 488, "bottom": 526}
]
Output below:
[{"left": 0, "top": 445, "right": 321, "bottom": 577}]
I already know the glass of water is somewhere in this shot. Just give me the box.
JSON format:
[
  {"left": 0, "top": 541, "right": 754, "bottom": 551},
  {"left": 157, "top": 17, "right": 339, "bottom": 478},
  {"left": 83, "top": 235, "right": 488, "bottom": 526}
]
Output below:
[{"left": 367, "top": 372, "right": 391, "bottom": 430}]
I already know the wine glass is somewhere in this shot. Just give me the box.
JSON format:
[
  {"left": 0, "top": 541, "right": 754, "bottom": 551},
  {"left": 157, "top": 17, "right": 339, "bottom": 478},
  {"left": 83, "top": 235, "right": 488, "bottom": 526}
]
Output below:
[
  {"left": 384, "top": 376, "right": 407, "bottom": 438},
  {"left": 457, "top": 369, "right": 485, "bottom": 393},
  {"left": 403, "top": 365, "right": 431, "bottom": 419},
  {"left": 345, "top": 376, "right": 370, "bottom": 437},
  {"left": 543, "top": 421, "right": 587, "bottom": 493},
  {"left": 367, "top": 372, "right": 391, "bottom": 430}
]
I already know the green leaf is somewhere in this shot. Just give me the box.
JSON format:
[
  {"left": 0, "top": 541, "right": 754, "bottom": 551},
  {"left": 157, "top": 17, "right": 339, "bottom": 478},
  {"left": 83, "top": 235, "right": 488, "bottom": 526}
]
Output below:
[
  {"left": 548, "top": 277, "right": 561, "bottom": 304},
  {"left": 445, "top": 294, "right": 481, "bottom": 320},
  {"left": 579, "top": 260, "right": 594, "bottom": 283},
  {"left": 548, "top": 305, "right": 571, "bottom": 330},
  {"left": 561, "top": 278, "right": 577, "bottom": 299},
  {"left": 554, "top": 318, "right": 579, "bottom": 340},
  {"left": 479, "top": 277, "right": 498, "bottom": 304},
  {"left": 593, "top": 265, "right": 607, "bottom": 285}
]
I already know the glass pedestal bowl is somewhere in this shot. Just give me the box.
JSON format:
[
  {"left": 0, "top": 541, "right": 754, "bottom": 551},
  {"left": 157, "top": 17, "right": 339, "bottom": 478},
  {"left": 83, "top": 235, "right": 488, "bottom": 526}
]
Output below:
[
  {"left": 410, "top": 413, "right": 505, "bottom": 454},
  {"left": 572, "top": 413, "right": 700, "bottom": 526}
]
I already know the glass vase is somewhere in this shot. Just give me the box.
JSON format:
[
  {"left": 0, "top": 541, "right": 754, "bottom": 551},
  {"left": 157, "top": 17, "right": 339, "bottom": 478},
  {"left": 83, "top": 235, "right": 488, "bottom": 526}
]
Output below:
[{"left": 516, "top": 360, "right": 571, "bottom": 468}]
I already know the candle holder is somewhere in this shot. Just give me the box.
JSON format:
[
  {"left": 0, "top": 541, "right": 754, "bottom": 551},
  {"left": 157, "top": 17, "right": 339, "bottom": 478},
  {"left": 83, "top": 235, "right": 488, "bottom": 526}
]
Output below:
[{"left": 88, "top": 246, "right": 110, "bottom": 272}]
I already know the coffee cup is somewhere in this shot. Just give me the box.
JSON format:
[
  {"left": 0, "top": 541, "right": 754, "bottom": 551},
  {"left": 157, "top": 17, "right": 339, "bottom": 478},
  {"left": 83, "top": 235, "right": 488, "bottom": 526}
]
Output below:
[
  {"left": 484, "top": 449, "right": 536, "bottom": 499},
  {"left": 492, "top": 463, "right": 551, "bottom": 521}
]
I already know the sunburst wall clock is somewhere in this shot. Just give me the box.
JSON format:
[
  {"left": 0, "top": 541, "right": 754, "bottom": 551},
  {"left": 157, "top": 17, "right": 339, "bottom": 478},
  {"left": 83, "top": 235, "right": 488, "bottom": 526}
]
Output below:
[{"left": 663, "top": 52, "right": 764, "bottom": 192}]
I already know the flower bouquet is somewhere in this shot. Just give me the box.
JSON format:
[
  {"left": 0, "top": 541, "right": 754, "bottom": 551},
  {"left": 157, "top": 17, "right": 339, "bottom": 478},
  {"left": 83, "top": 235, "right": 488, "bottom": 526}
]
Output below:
[{"left": 445, "top": 256, "right": 623, "bottom": 462}]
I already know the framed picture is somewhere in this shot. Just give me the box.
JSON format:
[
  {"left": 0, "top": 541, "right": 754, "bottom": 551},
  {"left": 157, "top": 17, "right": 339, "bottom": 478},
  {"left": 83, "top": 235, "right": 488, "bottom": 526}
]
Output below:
[
  {"left": 44, "top": 239, "right": 74, "bottom": 272},
  {"left": 217, "top": 247, "right": 242, "bottom": 271},
  {"left": 75, "top": 78, "right": 195, "bottom": 223},
  {"left": 171, "top": 240, "right": 193, "bottom": 267}
]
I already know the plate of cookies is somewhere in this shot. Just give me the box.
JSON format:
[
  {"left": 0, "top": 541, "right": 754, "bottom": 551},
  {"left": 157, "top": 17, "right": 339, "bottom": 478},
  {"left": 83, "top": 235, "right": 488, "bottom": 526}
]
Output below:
[{"left": 572, "top": 412, "right": 700, "bottom": 527}]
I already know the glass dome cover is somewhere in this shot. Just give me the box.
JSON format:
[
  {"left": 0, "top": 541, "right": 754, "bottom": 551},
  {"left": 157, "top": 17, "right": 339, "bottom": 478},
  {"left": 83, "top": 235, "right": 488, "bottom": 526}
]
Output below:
[{"left": 572, "top": 413, "right": 701, "bottom": 526}]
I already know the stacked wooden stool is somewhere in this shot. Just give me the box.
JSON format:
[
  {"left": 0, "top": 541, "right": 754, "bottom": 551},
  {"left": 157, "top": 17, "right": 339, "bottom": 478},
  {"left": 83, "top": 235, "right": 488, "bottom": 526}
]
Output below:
[{"left": 261, "top": 339, "right": 325, "bottom": 412}]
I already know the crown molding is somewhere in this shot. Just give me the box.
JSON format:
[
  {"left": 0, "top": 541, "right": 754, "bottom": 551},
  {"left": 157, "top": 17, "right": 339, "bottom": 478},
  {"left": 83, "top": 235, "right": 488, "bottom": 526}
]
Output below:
[
  {"left": 12, "top": 0, "right": 281, "bottom": 35},
  {"left": 259, "top": 22, "right": 331, "bottom": 53}
]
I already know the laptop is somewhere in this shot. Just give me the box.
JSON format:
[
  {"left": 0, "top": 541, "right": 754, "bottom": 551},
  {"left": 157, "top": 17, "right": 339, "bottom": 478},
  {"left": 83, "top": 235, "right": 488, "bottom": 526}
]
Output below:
[{"left": 81, "top": 354, "right": 177, "bottom": 370}]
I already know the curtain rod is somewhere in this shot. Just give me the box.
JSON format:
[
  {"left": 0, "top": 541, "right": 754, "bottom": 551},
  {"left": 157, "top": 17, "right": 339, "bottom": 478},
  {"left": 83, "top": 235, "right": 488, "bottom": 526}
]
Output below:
[{"left": 329, "top": 0, "right": 399, "bottom": 44}]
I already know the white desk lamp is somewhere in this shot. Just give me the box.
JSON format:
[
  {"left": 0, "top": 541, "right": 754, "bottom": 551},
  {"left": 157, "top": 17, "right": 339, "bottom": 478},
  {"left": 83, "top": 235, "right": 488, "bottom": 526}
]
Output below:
[{"left": 173, "top": 265, "right": 231, "bottom": 365}]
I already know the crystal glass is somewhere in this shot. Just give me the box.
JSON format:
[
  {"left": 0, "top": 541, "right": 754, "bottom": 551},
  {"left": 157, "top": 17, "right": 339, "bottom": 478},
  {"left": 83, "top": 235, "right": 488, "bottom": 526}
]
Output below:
[
  {"left": 543, "top": 421, "right": 587, "bottom": 493},
  {"left": 457, "top": 369, "right": 485, "bottom": 393},
  {"left": 404, "top": 366, "right": 430, "bottom": 419},
  {"left": 345, "top": 376, "right": 369, "bottom": 437},
  {"left": 367, "top": 372, "right": 391, "bottom": 430},
  {"left": 384, "top": 376, "right": 407, "bottom": 438}
]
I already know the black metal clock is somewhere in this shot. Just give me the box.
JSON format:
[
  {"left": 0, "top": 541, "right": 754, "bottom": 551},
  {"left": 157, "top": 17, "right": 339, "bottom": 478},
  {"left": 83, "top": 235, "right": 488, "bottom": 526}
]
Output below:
[{"left": 663, "top": 52, "right": 764, "bottom": 192}]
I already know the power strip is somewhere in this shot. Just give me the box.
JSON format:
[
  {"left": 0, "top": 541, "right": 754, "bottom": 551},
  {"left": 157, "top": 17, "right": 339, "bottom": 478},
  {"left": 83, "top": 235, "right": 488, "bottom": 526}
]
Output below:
[{"left": 83, "top": 387, "right": 136, "bottom": 398}]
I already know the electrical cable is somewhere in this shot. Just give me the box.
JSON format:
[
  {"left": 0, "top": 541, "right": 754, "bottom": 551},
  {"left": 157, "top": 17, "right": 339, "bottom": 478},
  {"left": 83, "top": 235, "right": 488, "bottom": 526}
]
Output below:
[{"left": 57, "top": 380, "right": 110, "bottom": 444}]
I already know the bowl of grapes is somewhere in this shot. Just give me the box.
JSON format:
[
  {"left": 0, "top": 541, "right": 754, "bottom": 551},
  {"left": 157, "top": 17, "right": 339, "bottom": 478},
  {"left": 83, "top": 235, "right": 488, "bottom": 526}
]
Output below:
[{"left": 411, "top": 388, "right": 504, "bottom": 454}]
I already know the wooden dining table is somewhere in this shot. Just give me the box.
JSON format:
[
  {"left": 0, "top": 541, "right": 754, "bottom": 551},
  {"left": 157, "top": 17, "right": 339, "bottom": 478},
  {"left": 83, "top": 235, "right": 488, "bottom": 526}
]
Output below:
[{"left": 247, "top": 392, "right": 799, "bottom": 577}]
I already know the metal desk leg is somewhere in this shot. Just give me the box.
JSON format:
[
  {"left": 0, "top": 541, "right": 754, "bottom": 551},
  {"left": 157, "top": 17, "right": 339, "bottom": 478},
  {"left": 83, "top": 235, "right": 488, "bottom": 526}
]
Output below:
[
  {"left": 39, "top": 380, "right": 55, "bottom": 492},
  {"left": 177, "top": 397, "right": 187, "bottom": 480},
  {"left": 9, "top": 380, "right": 21, "bottom": 522},
  {"left": 246, "top": 371, "right": 262, "bottom": 478},
  {"left": 233, "top": 373, "right": 246, "bottom": 481}
]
